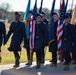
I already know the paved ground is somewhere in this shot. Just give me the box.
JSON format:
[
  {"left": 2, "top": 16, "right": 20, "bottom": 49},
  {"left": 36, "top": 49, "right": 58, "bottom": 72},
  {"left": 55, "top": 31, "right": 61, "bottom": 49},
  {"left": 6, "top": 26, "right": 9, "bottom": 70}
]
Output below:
[{"left": 0, "top": 61, "right": 76, "bottom": 75}]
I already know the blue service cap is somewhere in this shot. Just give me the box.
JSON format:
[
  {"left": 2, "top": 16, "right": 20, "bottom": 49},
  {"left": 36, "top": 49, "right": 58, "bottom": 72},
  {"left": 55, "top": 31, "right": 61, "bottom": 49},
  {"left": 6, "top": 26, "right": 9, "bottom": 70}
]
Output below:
[
  {"left": 15, "top": 12, "right": 20, "bottom": 16},
  {"left": 36, "top": 13, "right": 43, "bottom": 17},
  {"left": 64, "top": 14, "right": 69, "bottom": 19},
  {"left": 28, "top": 10, "right": 32, "bottom": 14},
  {"left": 51, "top": 12, "right": 57, "bottom": 16},
  {"left": 41, "top": 11, "right": 46, "bottom": 15},
  {"left": 66, "top": 13, "right": 72, "bottom": 18}
]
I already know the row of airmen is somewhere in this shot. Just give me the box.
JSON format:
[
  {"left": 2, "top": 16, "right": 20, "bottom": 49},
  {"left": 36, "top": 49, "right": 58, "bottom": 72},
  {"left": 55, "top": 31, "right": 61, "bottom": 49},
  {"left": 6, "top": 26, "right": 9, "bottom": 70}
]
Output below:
[{"left": 0, "top": 11, "right": 76, "bottom": 70}]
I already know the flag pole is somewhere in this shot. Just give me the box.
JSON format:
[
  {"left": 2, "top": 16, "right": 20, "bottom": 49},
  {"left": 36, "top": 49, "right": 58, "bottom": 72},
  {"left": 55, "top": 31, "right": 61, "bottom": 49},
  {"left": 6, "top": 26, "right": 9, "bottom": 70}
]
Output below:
[
  {"left": 66, "top": 0, "right": 68, "bottom": 11},
  {"left": 39, "top": 0, "right": 43, "bottom": 13},
  {"left": 29, "top": 0, "right": 37, "bottom": 65},
  {"left": 70, "top": 0, "right": 74, "bottom": 14}
]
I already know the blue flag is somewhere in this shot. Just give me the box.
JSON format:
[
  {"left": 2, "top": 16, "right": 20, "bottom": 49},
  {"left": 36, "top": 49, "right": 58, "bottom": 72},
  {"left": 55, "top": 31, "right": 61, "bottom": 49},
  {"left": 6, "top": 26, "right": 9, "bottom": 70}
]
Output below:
[
  {"left": 23, "top": 0, "right": 31, "bottom": 20},
  {"left": 39, "top": 0, "right": 43, "bottom": 13},
  {"left": 70, "top": 0, "right": 73, "bottom": 15},
  {"left": 49, "top": 0, "right": 56, "bottom": 44},
  {"left": 50, "top": 0, "right": 56, "bottom": 16},
  {"left": 66, "top": 0, "right": 68, "bottom": 11},
  {"left": 60, "top": 0, "right": 66, "bottom": 24},
  {"left": 32, "top": 0, "right": 37, "bottom": 20}
]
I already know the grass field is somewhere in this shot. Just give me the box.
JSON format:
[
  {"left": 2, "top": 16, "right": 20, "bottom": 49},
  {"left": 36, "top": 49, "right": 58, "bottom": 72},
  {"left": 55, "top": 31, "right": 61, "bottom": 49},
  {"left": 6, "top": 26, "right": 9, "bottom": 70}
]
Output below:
[
  {"left": 1, "top": 43, "right": 51, "bottom": 65},
  {"left": 0, "top": 23, "right": 52, "bottom": 65}
]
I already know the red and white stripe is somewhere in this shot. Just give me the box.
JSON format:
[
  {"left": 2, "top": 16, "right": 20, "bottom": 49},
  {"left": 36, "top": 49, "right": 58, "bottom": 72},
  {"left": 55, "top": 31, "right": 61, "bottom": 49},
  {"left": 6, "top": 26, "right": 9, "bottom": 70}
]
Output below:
[
  {"left": 57, "top": 0, "right": 63, "bottom": 59},
  {"left": 30, "top": 15, "right": 35, "bottom": 49},
  {"left": 57, "top": 20, "right": 63, "bottom": 51}
]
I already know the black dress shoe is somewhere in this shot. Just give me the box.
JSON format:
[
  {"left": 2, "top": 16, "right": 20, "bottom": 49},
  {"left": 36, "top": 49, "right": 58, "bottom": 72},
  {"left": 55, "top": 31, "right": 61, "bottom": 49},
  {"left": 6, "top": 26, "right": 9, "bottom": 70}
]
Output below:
[
  {"left": 35, "top": 62, "right": 41, "bottom": 69},
  {"left": 41, "top": 60, "right": 44, "bottom": 64},
  {"left": 13, "top": 64, "right": 19, "bottom": 68},
  {"left": 25, "top": 62, "right": 29, "bottom": 65},
  {"left": 71, "top": 61, "right": 76, "bottom": 64},
  {"left": 49, "top": 60, "right": 53, "bottom": 62},
  {"left": 25, "top": 62, "right": 32, "bottom": 66},
  {"left": 35, "top": 65, "right": 40, "bottom": 69}
]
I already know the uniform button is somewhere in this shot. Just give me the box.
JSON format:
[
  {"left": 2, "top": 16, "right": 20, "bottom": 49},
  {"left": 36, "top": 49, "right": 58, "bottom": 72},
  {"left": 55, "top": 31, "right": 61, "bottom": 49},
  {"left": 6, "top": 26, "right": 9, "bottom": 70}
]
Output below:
[
  {"left": 36, "top": 36, "right": 39, "bottom": 38},
  {"left": 64, "top": 38, "right": 67, "bottom": 40}
]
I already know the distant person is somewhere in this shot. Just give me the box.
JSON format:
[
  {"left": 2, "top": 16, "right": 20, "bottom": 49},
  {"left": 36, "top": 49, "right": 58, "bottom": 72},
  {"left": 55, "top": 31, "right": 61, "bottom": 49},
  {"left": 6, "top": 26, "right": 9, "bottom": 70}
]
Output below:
[
  {"left": 0, "top": 22, "right": 6, "bottom": 62},
  {"left": 62, "top": 14, "right": 75, "bottom": 70},
  {"left": 41, "top": 12, "right": 48, "bottom": 26},
  {"left": 71, "top": 22, "right": 76, "bottom": 64},
  {"left": 34, "top": 13, "right": 48, "bottom": 69},
  {"left": 6, "top": 12, "right": 27, "bottom": 68},
  {"left": 67, "top": 12, "right": 76, "bottom": 64},
  {"left": 24, "top": 11, "right": 33, "bottom": 66},
  {"left": 49, "top": 12, "right": 58, "bottom": 67},
  {"left": 40, "top": 11, "right": 49, "bottom": 64}
]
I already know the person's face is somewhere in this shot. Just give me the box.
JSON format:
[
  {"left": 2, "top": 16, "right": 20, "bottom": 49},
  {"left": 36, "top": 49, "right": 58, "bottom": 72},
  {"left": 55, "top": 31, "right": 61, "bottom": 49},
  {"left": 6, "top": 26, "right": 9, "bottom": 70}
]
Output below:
[
  {"left": 64, "top": 18, "right": 69, "bottom": 24},
  {"left": 15, "top": 15, "right": 20, "bottom": 21},
  {"left": 27, "top": 13, "right": 32, "bottom": 20},
  {"left": 36, "top": 16, "right": 42, "bottom": 22},
  {"left": 53, "top": 15, "right": 58, "bottom": 21},
  {"left": 42, "top": 15, "right": 46, "bottom": 20}
]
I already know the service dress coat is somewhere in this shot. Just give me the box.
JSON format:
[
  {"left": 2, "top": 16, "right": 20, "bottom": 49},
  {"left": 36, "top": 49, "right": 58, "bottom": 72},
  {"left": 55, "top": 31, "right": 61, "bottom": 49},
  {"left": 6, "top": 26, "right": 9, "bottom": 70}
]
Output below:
[
  {"left": 0, "top": 22, "right": 6, "bottom": 47},
  {"left": 62, "top": 23, "right": 75, "bottom": 52},
  {"left": 6, "top": 20, "right": 27, "bottom": 51},
  {"left": 34, "top": 21, "right": 49, "bottom": 50},
  {"left": 49, "top": 20, "right": 58, "bottom": 52}
]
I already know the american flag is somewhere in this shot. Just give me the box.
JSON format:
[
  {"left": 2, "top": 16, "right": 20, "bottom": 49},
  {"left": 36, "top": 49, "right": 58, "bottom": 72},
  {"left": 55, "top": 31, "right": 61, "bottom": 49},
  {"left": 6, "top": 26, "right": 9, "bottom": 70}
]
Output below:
[
  {"left": 30, "top": 16, "right": 35, "bottom": 50},
  {"left": 49, "top": 0, "right": 56, "bottom": 45},
  {"left": 30, "top": 0, "right": 37, "bottom": 48},
  {"left": 60, "top": 0, "right": 66, "bottom": 24},
  {"left": 57, "top": 0, "right": 66, "bottom": 60},
  {"left": 29, "top": 0, "right": 37, "bottom": 61}
]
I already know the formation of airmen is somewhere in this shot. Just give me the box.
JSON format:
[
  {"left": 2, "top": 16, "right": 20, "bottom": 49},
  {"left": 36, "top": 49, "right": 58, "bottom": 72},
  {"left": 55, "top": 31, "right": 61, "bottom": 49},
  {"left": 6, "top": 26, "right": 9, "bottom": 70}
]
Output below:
[{"left": 0, "top": 11, "right": 76, "bottom": 71}]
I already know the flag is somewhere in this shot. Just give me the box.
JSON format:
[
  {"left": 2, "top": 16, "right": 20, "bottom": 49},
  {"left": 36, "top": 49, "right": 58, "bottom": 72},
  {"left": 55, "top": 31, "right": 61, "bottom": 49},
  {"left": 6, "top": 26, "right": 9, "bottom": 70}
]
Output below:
[
  {"left": 50, "top": 0, "right": 56, "bottom": 16},
  {"left": 65, "top": 0, "right": 68, "bottom": 11},
  {"left": 71, "top": 5, "right": 76, "bottom": 25},
  {"left": 30, "top": 0, "right": 37, "bottom": 49},
  {"left": 30, "top": 15, "right": 35, "bottom": 50},
  {"left": 49, "top": 0, "right": 56, "bottom": 44},
  {"left": 39, "top": 0, "right": 43, "bottom": 13},
  {"left": 23, "top": 0, "right": 31, "bottom": 20},
  {"left": 32, "top": 0, "right": 37, "bottom": 20},
  {"left": 70, "top": 0, "right": 73, "bottom": 17},
  {"left": 29, "top": 0, "right": 37, "bottom": 62},
  {"left": 60, "top": 0, "right": 66, "bottom": 24},
  {"left": 57, "top": 0, "right": 66, "bottom": 60},
  {"left": 57, "top": 20, "right": 63, "bottom": 60}
]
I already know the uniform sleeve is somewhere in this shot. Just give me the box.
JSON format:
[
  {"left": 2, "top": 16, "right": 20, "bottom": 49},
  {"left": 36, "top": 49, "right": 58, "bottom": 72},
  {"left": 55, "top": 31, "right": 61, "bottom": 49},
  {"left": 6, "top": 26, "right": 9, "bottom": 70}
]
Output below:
[
  {"left": 42, "top": 23, "right": 49, "bottom": 45},
  {"left": 2, "top": 23, "right": 6, "bottom": 45},
  {"left": 22, "top": 23, "right": 27, "bottom": 46},
  {"left": 6, "top": 22, "right": 13, "bottom": 43},
  {"left": 69, "top": 24, "right": 76, "bottom": 44}
]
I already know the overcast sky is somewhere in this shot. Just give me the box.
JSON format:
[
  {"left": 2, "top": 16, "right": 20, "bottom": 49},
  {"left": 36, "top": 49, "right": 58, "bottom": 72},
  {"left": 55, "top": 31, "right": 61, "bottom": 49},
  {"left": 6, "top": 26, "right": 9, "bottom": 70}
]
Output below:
[{"left": 0, "top": 0, "right": 76, "bottom": 12}]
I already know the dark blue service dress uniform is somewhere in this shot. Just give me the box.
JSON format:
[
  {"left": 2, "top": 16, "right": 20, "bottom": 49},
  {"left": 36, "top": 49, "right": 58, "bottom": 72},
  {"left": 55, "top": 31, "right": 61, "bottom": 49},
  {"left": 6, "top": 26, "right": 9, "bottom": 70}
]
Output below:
[
  {"left": 62, "top": 23, "right": 75, "bottom": 65},
  {"left": 0, "top": 22, "right": 6, "bottom": 48},
  {"left": 49, "top": 20, "right": 58, "bottom": 65},
  {"left": 34, "top": 21, "right": 49, "bottom": 66},
  {"left": 41, "top": 19, "right": 49, "bottom": 64},
  {"left": 71, "top": 25, "right": 76, "bottom": 64},
  {"left": 6, "top": 20, "right": 27, "bottom": 65}
]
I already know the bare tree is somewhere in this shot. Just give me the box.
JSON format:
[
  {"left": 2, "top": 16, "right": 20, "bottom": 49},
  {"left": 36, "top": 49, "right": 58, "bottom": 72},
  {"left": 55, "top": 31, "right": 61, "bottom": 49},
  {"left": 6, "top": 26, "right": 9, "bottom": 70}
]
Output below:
[{"left": 0, "top": 2, "right": 12, "bottom": 19}]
